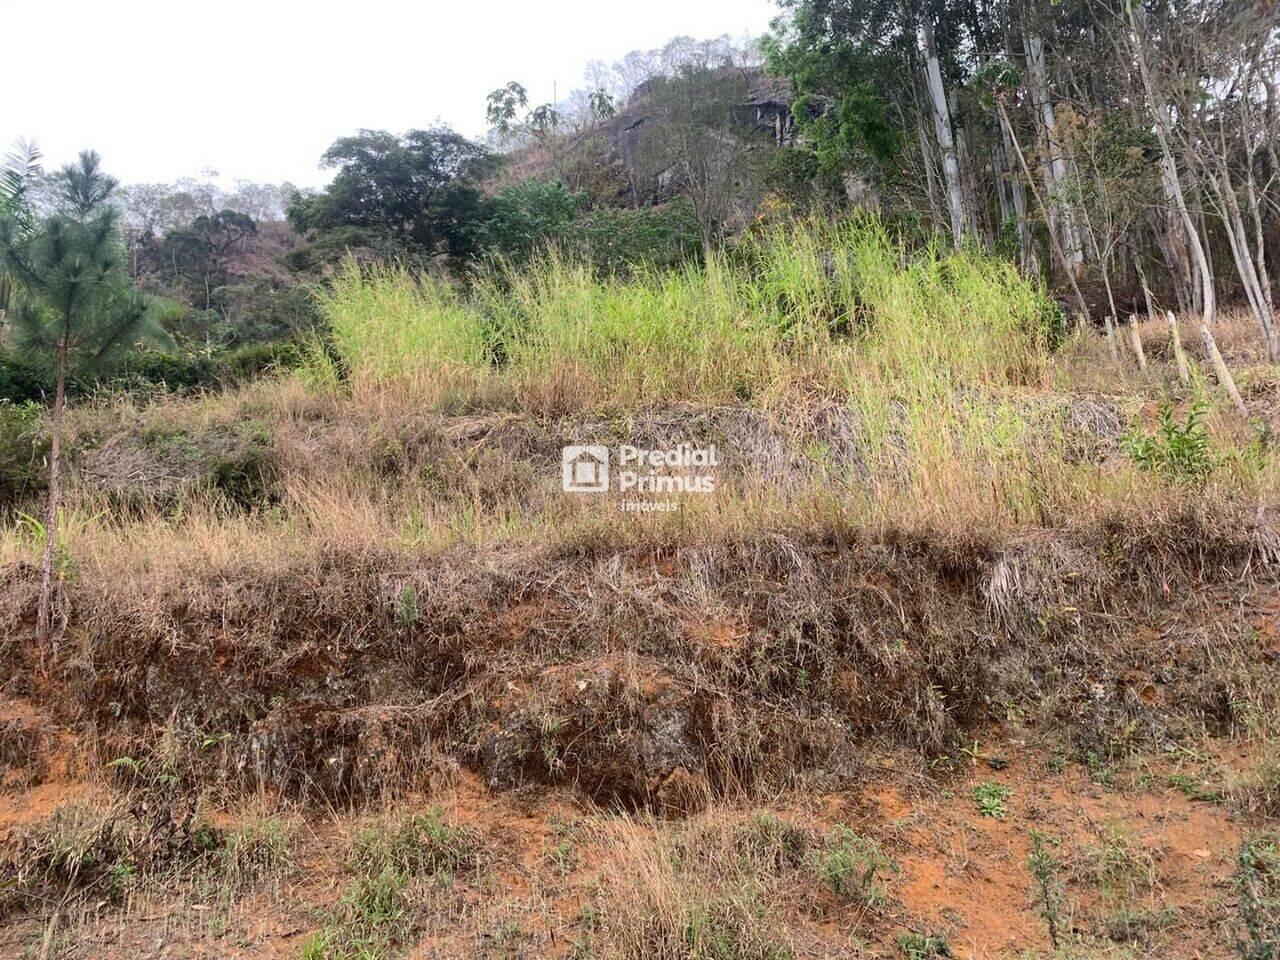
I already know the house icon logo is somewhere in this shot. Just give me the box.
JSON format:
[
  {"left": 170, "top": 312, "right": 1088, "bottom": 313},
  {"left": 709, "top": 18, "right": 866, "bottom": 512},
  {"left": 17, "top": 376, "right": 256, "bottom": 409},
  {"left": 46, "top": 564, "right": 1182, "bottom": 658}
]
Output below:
[{"left": 562, "top": 445, "right": 610, "bottom": 493}]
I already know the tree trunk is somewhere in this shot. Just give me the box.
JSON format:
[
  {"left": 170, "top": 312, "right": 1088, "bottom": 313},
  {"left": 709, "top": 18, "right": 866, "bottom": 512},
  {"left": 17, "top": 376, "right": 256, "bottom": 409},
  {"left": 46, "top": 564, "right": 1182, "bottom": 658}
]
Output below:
[
  {"left": 997, "top": 101, "right": 1089, "bottom": 320},
  {"left": 1128, "top": 316, "right": 1148, "bottom": 371},
  {"left": 996, "top": 121, "right": 1037, "bottom": 275},
  {"left": 1201, "top": 321, "right": 1248, "bottom": 420},
  {"left": 921, "top": 16, "right": 967, "bottom": 246},
  {"left": 1166, "top": 311, "right": 1191, "bottom": 386},
  {"left": 917, "top": 115, "right": 945, "bottom": 229},
  {"left": 1128, "top": 5, "right": 1216, "bottom": 331},
  {"left": 1208, "top": 157, "right": 1278, "bottom": 361},
  {"left": 1104, "top": 314, "right": 1120, "bottom": 362},
  {"left": 36, "top": 335, "right": 69, "bottom": 645},
  {"left": 1025, "top": 33, "right": 1084, "bottom": 275}
]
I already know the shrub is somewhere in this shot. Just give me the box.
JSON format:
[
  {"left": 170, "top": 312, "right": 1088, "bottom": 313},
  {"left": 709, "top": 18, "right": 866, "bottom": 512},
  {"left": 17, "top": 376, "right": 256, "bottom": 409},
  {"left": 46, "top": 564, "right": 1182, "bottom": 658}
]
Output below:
[
  {"left": 304, "top": 811, "right": 481, "bottom": 960},
  {"left": 812, "top": 826, "right": 895, "bottom": 905},
  {"left": 0, "top": 400, "right": 48, "bottom": 512},
  {"left": 564, "top": 200, "right": 703, "bottom": 274},
  {"left": 0, "top": 348, "right": 52, "bottom": 404},
  {"left": 1235, "top": 834, "right": 1280, "bottom": 960},
  {"left": 1123, "top": 400, "right": 1215, "bottom": 484},
  {"left": 477, "top": 179, "right": 588, "bottom": 265}
]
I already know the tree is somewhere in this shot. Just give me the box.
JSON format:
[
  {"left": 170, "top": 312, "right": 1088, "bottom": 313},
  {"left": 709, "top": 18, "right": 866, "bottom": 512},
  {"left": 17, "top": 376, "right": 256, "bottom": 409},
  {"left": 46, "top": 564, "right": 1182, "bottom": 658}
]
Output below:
[
  {"left": 159, "top": 209, "right": 257, "bottom": 310},
  {"left": 0, "top": 154, "right": 167, "bottom": 643},
  {"left": 633, "top": 64, "right": 774, "bottom": 251},
  {"left": 476, "top": 180, "right": 587, "bottom": 264},
  {"left": 287, "top": 128, "right": 493, "bottom": 268},
  {"left": 486, "top": 82, "right": 529, "bottom": 139},
  {"left": 766, "top": 0, "right": 976, "bottom": 242},
  {"left": 0, "top": 139, "right": 42, "bottom": 327}
]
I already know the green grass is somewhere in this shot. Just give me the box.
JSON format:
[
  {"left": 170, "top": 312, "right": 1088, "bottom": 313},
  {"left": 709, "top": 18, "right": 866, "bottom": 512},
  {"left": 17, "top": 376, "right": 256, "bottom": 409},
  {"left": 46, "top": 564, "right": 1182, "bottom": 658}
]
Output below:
[
  {"left": 301, "top": 810, "right": 481, "bottom": 960},
  {"left": 313, "top": 260, "right": 488, "bottom": 388},
  {"left": 811, "top": 825, "right": 895, "bottom": 905},
  {"left": 315, "top": 217, "right": 1057, "bottom": 411}
]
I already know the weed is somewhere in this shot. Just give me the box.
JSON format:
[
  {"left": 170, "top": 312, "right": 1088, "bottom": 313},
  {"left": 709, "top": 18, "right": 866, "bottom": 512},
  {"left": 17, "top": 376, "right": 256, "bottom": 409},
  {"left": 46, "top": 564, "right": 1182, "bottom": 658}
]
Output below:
[
  {"left": 974, "top": 782, "right": 1011, "bottom": 819},
  {"left": 1168, "top": 771, "right": 1224, "bottom": 803},
  {"left": 1027, "top": 830, "right": 1064, "bottom": 951},
  {"left": 212, "top": 816, "right": 296, "bottom": 893},
  {"left": 0, "top": 399, "right": 47, "bottom": 512},
  {"left": 1, "top": 802, "right": 133, "bottom": 907},
  {"left": 347, "top": 809, "right": 481, "bottom": 883},
  {"left": 395, "top": 583, "right": 419, "bottom": 630},
  {"left": 681, "top": 899, "right": 795, "bottom": 960},
  {"left": 1123, "top": 400, "right": 1215, "bottom": 485},
  {"left": 1232, "top": 745, "right": 1280, "bottom": 820},
  {"left": 1085, "top": 751, "right": 1116, "bottom": 788},
  {"left": 305, "top": 810, "right": 481, "bottom": 959},
  {"left": 1235, "top": 834, "right": 1280, "bottom": 960},
  {"left": 812, "top": 826, "right": 895, "bottom": 905},
  {"left": 741, "top": 814, "right": 811, "bottom": 873},
  {"left": 546, "top": 818, "right": 580, "bottom": 877},
  {"left": 1085, "top": 824, "right": 1158, "bottom": 943},
  {"left": 897, "top": 930, "right": 953, "bottom": 958}
]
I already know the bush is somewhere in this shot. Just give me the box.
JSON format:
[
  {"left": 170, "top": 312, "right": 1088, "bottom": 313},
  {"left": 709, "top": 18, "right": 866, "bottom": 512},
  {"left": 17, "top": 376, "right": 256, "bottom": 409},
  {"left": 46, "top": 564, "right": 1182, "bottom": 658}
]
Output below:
[
  {"left": 1235, "top": 834, "right": 1280, "bottom": 960},
  {"left": 0, "top": 349, "right": 52, "bottom": 404},
  {"left": 477, "top": 179, "right": 588, "bottom": 265},
  {"left": 565, "top": 200, "right": 703, "bottom": 274},
  {"left": 0, "top": 400, "right": 48, "bottom": 513},
  {"left": 812, "top": 826, "right": 894, "bottom": 905},
  {"left": 1123, "top": 401, "right": 1215, "bottom": 484}
]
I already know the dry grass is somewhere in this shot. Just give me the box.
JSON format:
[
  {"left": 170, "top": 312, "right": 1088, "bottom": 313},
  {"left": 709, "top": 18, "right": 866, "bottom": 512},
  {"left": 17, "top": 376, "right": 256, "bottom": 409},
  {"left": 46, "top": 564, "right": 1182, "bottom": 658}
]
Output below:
[{"left": 0, "top": 223, "right": 1278, "bottom": 824}]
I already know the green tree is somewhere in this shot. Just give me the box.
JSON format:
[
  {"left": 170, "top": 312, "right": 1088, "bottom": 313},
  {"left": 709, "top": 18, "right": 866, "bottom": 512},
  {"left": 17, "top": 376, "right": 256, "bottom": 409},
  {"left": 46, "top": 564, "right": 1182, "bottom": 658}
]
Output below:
[
  {"left": 287, "top": 128, "right": 493, "bottom": 269},
  {"left": 0, "top": 139, "right": 42, "bottom": 328},
  {"left": 476, "top": 180, "right": 587, "bottom": 264},
  {"left": 0, "top": 153, "right": 168, "bottom": 642},
  {"left": 486, "top": 81, "right": 529, "bottom": 137},
  {"left": 159, "top": 208, "right": 257, "bottom": 309}
]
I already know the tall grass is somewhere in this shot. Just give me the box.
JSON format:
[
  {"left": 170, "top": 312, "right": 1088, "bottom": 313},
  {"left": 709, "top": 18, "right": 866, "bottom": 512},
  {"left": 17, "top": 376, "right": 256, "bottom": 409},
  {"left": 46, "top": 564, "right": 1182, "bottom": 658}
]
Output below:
[
  {"left": 283, "top": 215, "right": 1279, "bottom": 533},
  {"left": 316, "top": 217, "right": 1057, "bottom": 411},
  {"left": 314, "top": 261, "right": 487, "bottom": 391},
  {"left": 17, "top": 215, "right": 1268, "bottom": 580}
]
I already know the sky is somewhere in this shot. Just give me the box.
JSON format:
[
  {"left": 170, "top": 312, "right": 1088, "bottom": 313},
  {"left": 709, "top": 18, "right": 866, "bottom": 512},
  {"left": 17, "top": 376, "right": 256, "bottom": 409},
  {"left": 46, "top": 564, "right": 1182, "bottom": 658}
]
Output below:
[{"left": 3, "top": 0, "right": 780, "bottom": 189}]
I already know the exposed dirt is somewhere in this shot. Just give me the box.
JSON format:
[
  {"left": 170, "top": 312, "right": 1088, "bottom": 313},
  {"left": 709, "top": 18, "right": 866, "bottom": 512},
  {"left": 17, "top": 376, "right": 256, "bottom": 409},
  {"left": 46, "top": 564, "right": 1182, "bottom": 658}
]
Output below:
[{"left": 0, "top": 729, "right": 1268, "bottom": 958}]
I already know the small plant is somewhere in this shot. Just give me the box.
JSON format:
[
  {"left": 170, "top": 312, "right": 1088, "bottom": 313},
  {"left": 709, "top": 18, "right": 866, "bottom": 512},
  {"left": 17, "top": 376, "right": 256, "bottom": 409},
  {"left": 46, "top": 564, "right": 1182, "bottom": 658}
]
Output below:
[
  {"left": 1087, "top": 824, "right": 1158, "bottom": 942},
  {"left": 743, "top": 813, "right": 811, "bottom": 872},
  {"left": 1235, "top": 834, "right": 1280, "bottom": 960},
  {"left": 1027, "top": 830, "right": 1064, "bottom": 951},
  {"left": 1084, "top": 750, "right": 1116, "bottom": 788},
  {"left": 1168, "top": 771, "right": 1224, "bottom": 803},
  {"left": 812, "top": 826, "right": 896, "bottom": 905},
  {"left": 680, "top": 899, "right": 795, "bottom": 960},
  {"left": 1123, "top": 400, "right": 1215, "bottom": 484},
  {"left": 347, "top": 809, "right": 481, "bottom": 882},
  {"left": 1231, "top": 745, "right": 1280, "bottom": 820},
  {"left": 305, "top": 810, "right": 481, "bottom": 959},
  {"left": 545, "top": 817, "right": 580, "bottom": 877},
  {"left": 897, "top": 930, "right": 953, "bottom": 958},
  {"left": 0, "top": 399, "right": 47, "bottom": 511},
  {"left": 395, "top": 583, "right": 419, "bottom": 630},
  {"left": 213, "top": 816, "right": 296, "bottom": 893},
  {"left": 2, "top": 801, "right": 134, "bottom": 906},
  {"left": 974, "top": 782, "right": 1010, "bottom": 819}
]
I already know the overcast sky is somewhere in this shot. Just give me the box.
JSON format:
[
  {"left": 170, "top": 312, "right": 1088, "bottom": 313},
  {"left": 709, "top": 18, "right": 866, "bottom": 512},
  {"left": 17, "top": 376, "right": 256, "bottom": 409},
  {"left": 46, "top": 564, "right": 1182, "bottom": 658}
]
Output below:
[{"left": 3, "top": 0, "right": 780, "bottom": 189}]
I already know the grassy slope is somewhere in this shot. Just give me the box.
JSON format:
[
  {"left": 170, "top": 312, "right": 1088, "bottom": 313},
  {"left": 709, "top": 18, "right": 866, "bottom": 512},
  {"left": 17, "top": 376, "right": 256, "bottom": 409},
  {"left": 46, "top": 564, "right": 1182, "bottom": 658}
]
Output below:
[{"left": 3, "top": 220, "right": 1280, "bottom": 958}]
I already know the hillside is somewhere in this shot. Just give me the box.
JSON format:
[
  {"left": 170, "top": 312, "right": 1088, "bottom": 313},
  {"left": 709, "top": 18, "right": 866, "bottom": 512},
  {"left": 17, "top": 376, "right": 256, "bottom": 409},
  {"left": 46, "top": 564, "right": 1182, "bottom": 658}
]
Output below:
[{"left": 2, "top": 222, "right": 1279, "bottom": 958}]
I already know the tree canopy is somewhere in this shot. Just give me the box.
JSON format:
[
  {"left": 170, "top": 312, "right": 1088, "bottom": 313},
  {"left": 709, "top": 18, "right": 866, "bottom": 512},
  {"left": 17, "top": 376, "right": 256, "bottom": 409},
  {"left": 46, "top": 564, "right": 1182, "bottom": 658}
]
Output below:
[{"left": 287, "top": 128, "right": 495, "bottom": 267}]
